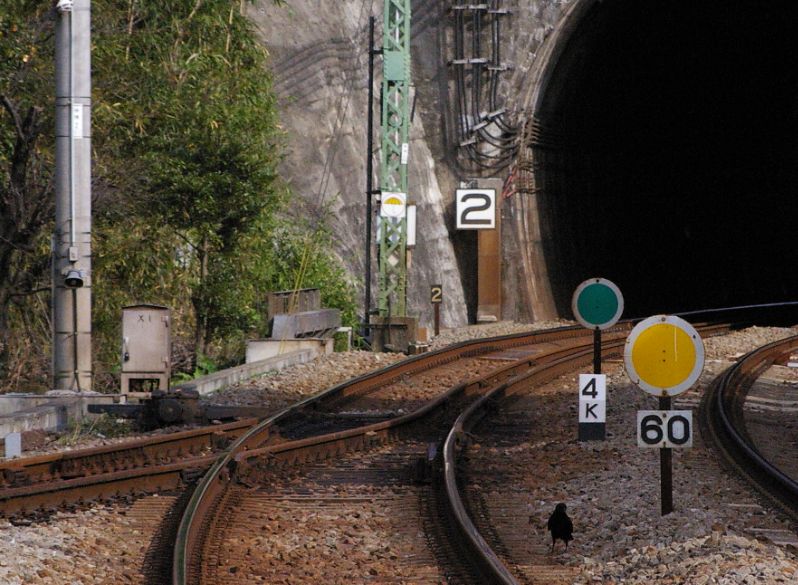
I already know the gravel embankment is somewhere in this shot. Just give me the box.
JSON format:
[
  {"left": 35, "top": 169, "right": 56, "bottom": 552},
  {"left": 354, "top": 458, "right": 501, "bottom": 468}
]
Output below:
[{"left": 524, "top": 327, "right": 798, "bottom": 585}]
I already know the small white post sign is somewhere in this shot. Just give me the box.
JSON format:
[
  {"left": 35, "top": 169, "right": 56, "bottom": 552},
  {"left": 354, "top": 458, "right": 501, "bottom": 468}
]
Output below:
[
  {"left": 4, "top": 432, "right": 21, "bottom": 459},
  {"left": 578, "top": 373, "right": 606, "bottom": 441}
]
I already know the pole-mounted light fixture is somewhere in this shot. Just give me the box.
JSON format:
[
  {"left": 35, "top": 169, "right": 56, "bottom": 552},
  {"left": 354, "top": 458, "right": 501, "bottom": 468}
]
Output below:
[{"left": 64, "top": 268, "right": 84, "bottom": 288}]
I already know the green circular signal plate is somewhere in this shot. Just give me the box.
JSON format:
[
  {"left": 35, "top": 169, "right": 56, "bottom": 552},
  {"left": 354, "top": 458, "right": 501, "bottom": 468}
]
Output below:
[{"left": 572, "top": 278, "right": 624, "bottom": 330}]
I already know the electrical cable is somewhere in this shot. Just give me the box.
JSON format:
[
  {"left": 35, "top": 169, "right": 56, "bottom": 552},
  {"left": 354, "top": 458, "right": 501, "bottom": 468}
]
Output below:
[
  {"left": 72, "top": 286, "right": 82, "bottom": 392},
  {"left": 449, "top": 0, "right": 518, "bottom": 173}
]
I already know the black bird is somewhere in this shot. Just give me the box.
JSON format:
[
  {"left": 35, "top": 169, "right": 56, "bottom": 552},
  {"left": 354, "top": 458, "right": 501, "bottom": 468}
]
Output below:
[{"left": 546, "top": 503, "right": 573, "bottom": 552}]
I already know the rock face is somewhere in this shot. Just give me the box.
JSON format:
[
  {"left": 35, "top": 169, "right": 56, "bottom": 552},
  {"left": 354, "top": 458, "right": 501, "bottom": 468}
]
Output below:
[{"left": 247, "top": 0, "right": 575, "bottom": 327}]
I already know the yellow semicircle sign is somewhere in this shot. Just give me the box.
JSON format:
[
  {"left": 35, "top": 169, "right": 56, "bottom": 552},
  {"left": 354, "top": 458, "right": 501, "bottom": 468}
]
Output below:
[
  {"left": 624, "top": 315, "right": 704, "bottom": 397},
  {"left": 384, "top": 196, "right": 403, "bottom": 205}
]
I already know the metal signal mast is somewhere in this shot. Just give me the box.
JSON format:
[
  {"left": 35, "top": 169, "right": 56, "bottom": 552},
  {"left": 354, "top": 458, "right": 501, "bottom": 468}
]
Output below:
[{"left": 377, "top": 0, "right": 411, "bottom": 317}]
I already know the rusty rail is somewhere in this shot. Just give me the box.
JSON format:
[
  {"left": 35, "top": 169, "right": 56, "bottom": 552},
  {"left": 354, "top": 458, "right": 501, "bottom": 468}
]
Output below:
[
  {"left": 0, "top": 419, "right": 255, "bottom": 516},
  {"left": 0, "top": 454, "right": 217, "bottom": 516},
  {"left": 0, "top": 325, "right": 593, "bottom": 521},
  {"left": 0, "top": 419, "right": 252, "bottom": 485},
  {"left": 171, "top": 325, "right": 623, "bottom": 584},
  {"left": 171, "top": 321, "right": 661, "bottom": 583},
  {"left": 440, "top": 321, "right": 738, "bottom": 583},
  {"left": 441, "top": 339, "right": 625, "bottom": 583},
  {"left": 235, "top": 336, "right": 615, "bottom": 469}
]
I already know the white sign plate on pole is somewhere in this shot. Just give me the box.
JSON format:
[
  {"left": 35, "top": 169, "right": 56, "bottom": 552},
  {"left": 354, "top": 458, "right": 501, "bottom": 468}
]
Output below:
[
  {"left": 71, "top": 104, "right": 83, "bottom": 139},
  {"left": 406, "top": 204, "right": 416, "bottom": 247},
  {"left": 637, "top": 410, "right": 693, "bottom": 449},
  {"left": 456, "top": 188, "right": 496, "bottom": 230},
  {"left": 578, "top": 374, "right": 606, "bottom": 423},
  {"left": 578, "top": 374, "right": 606, "bottom": 441}
]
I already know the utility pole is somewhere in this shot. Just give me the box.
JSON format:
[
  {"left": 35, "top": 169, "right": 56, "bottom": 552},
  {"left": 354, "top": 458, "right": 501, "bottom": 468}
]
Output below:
[
  {"left": 364, "top": 16, "right": 379, "bottom": 333},
  {"left": 53, "top": 0, "right": 92, "bottom": 390},
  {"left": 377, "top": 0, "right": 411, "bottom": 317}
]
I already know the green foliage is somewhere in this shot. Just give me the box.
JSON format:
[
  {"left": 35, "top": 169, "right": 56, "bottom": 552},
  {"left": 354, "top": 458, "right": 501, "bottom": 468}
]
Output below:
[
  {"left": 0, "top": 0, "right": 361, "bottom": 389},
  {"left": 242, "top": 208, "right": 360, "bottom": 331},
  {"left": 91, "top": 217, "right": 196, "bottom": 385},
  {"left": 0, "top": 1, "right": 53, "bottom": 102},
  {"left": 171, "top": 352, "right": 218, "bottom": 383}
]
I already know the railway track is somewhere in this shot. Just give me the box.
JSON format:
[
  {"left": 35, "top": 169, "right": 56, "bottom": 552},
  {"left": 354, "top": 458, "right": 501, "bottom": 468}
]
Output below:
[
  {"left": 701, "top": 333, "right": 798, "bottom": 522},
  {"left": 3, "top": 320, "right": 745, "bottom": 524},
  {"left": 2, "top": 316, "right": 790, "bottom": 583},
  {"left": 175, "top": 322, "right": 733, "bottom": 583},
  {"left": 0, "top": 324, "right": 610, "bottom": 520},
  {"left": 172, "top": 330, "right": 630, "bottom": 584},
  {"left": 0, "top": 419, "right": 255, "bottom": 517},
  {"left": 441, "top": 326, "right": 797, "bottom": 584}
]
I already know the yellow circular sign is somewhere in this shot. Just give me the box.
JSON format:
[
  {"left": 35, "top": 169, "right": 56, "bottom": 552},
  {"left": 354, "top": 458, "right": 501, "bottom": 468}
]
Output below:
[{"left": 624, "top": 315, "right": 704, "bottom": 397}]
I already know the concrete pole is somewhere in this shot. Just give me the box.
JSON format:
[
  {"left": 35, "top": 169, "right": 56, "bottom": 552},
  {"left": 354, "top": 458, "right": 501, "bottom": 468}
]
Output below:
[{"left": 54, "top": 0, "right": 92, "bottom": 390}]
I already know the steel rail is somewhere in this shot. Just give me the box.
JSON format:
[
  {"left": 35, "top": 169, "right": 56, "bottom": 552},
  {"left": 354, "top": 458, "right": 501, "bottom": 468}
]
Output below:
[
  {"left": 441, "top": 339, "right": 625, "bottom": 584},
  {"left": 0, "top": 419, "right": 255, "bottom": 516},
  {"left": 702, "top": 334, "right": 798, "bottom": 520},
  {"left": 172, "top": 316, "right": 745, "bottom": 584},
  {"left": 172, "top": 325, "right": 630, "bottom": 584},
  {"left": 233, "top": 337, "right": 624, "bottom": 471},
  {"left": 1, "top": 324, "right": 602, "bottom": 524},
  {"left": 440, "top": 321, "right": 743, "bottom": 583},
  {"left": 0, "top": 419, "right": 253, "bottom": 487},
  {"left": 0, "top": 454, "right": 217, "bottom": 517}
]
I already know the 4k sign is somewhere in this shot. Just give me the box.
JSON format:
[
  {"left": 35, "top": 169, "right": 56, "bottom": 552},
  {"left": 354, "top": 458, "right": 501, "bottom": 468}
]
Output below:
[{"left": 578, "top": 374, "right": 606, "bottom": 441}]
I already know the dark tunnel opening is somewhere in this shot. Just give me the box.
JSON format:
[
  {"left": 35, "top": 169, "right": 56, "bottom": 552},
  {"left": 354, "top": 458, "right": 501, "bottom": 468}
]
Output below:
[{"left": 535, "top": 0, "right": 798, "bottom": 318}]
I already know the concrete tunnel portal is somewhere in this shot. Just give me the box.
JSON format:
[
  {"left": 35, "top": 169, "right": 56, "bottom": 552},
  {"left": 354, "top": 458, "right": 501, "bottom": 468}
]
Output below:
[{"left": 521, "top": 0, "right": 798, "bottom": 319}]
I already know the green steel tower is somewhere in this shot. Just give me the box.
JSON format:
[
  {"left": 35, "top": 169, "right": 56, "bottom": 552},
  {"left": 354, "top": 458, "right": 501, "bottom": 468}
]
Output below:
[{"left": 377, "top": 0, "right": 411, "bottom": 317}]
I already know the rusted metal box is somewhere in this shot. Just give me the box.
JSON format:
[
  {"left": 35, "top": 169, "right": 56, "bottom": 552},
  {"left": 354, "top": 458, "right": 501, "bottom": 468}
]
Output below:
[
  {"left": 120, "top": 304, "right": 171, "bottom": 395},
  {"left": 267, "top": 289, "right": 321, "bottom": 321}
]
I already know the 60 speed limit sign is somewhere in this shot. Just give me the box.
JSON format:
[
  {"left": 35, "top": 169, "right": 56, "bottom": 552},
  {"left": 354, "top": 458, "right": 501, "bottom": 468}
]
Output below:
[{"left": 637, "top": 410, "right": 692, "bottom": 449}]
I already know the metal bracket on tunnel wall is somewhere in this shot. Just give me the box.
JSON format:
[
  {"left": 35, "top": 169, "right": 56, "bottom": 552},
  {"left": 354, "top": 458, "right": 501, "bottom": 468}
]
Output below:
[{"left": 456, "top": 178, "right": 503, "bottom": 323}]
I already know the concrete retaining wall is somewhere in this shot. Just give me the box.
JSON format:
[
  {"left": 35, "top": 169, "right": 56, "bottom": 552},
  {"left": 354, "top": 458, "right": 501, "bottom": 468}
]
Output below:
[
  {"left": 0, "top": 393, "right": 117, "bottom": 436},
  {"left": 176, "top": 348, "right": 320, "bottom": 397}
]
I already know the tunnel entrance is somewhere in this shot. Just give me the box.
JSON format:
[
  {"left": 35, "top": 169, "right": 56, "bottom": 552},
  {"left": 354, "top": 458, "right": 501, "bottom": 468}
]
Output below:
[{"left": 531, "top": 0, "right": 798, "bottom": 318}]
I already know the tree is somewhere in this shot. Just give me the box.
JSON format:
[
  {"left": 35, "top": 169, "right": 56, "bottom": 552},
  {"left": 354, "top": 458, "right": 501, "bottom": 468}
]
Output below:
[
  {"left": 0, "top": 3, "right": 55, "bottom": 380},
  {"left": 0, "top": 0, "right": 359, "bottom": 389},
  {"left": 128, "top": 0, "right": 283, "bottom": 359}
]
